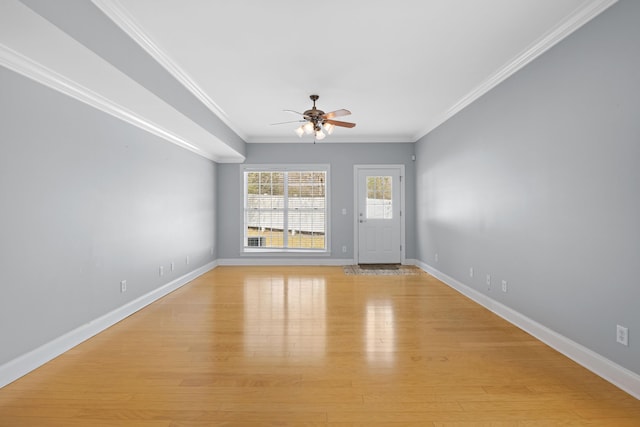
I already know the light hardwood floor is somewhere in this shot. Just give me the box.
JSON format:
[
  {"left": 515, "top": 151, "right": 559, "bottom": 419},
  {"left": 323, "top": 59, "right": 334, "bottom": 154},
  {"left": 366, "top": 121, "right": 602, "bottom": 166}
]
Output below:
[{"left": 1, "top": 266, "right": 639, "bottom": 426}]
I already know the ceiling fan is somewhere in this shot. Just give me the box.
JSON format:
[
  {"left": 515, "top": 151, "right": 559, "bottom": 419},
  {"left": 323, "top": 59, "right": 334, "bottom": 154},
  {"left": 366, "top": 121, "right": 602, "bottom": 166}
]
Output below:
[{"left": 273, "top": 95, "right": 356, "bottom": 141}]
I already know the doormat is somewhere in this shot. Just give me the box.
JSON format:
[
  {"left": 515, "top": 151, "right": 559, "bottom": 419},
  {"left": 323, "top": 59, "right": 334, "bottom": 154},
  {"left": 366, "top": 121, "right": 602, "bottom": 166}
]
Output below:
[
  {"left": 343, "top": 265, "right": 425, "bottom": 276},
  {"left": 360, "top": 264, "right": 400, "bottom": 270}
]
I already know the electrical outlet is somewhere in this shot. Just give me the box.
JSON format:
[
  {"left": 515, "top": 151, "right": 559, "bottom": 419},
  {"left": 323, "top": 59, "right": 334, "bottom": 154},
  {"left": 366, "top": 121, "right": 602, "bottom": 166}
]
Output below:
[
  {"left": 186, "top": 255, "right": 190, "bottom": 265},
  {"left": 617, "top": 325, "right": 629, "bottom": 346},
  {"left": 120, "top": 280, "right": 127, "bottom": 293},
  {"left": 159, "top": 266, "right": 164, "bottom": 277},
  {"left": 342, "top": 245, "right": 347, "bottom": 253},
  {"left": 171, "top": 262, "right": 175, "bottom": 272},
  {"left": 486, "top": 274, "right": 491, "bottom": 290},
  {"left": 469, "top": 267, "right": 474, "bottom": 278},
  {"left": 435, "top": 253, "right": 439, "bottom": 263},
  {"left": 501, "top": 280, "right": 508, "bottom": 293}
]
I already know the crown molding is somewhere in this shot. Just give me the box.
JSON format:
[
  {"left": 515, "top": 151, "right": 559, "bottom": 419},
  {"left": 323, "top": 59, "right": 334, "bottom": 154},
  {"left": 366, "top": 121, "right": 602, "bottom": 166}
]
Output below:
[
  {"left": 92, "top": 0, "right": 248, "bottom": 142},
  {"left": 246, "top": 134, "right": 414, "bottom": 144},
  {"left": 0, "top": 43, "right": 223, "bottom": 161},
  {"left": 413, "top": 0, "right": 618, "bottom": 141},
  {"left": 0, "top": 0, "right": 244, "bottom": 163}
]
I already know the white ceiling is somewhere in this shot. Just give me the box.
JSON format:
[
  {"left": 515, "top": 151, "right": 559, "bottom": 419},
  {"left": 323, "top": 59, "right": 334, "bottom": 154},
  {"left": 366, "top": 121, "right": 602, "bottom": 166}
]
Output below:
[
  {"left": 93, "top": 0, "right": 614, "bottom": 144},
  {"left": 0, "top": 1, "right": 616, "bottom": 161}
]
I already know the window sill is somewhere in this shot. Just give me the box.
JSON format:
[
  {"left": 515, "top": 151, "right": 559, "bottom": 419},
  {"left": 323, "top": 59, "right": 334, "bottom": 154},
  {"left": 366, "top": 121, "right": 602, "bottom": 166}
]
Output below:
[{"left": 242, "top": 248, "right": 331, "bottom": 256}]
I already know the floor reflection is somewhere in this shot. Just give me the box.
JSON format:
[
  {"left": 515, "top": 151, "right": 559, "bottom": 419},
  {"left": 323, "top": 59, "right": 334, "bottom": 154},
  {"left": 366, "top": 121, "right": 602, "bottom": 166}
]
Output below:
[
  {"left": 365, "top": 299, "right": 396, "bottom": 366},
  {"left": 244, "top": 275, "right": 326, "bottom": 359}
]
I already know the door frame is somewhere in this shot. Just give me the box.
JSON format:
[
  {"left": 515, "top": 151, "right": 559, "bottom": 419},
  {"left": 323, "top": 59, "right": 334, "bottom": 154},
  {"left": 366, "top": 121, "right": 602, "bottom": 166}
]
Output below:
[{"left": 353, "top": 164, "right": 406, "bottom": 265}]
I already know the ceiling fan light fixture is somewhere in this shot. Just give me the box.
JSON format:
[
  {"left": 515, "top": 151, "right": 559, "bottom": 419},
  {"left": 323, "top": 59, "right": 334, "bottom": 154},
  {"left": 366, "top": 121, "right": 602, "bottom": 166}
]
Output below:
[
  {"left": 315, "top": 129, "right": 326, "bottom": 140},
  {"left": 303, "top": 122, "right": 314, "bottom": 135},
  {"left": 294, "top": 125, "right": 305, "bottom": 137},
  {"left": 324, "top": 122, "right": 335, "bottom": 135}
]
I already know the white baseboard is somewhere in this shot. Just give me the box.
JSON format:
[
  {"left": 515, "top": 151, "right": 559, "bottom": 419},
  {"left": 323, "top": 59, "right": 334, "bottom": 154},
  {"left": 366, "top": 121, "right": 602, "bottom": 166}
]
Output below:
[
  {"left": 7, "top": 259, "right": 636, "bottom": 399},
  {"left": 0, "top": 261, "right": 218, "bottom": 389},
  {"left": 415, "top": 260, "right": 640, "bottom": 400},
  {"left": 218, "top": 257, "right": 354, "bottom": 266}
]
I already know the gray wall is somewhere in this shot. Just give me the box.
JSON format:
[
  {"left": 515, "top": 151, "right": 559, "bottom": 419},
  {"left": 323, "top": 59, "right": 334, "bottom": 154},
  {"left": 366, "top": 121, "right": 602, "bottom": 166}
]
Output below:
[
  {"left": 217, "top": 143, "right": 416, "bottom": 260},
  {"left": 415, "top": 0, "right": 639, "bottom": 374},
  {"left": 0, "top": 67, "right": 217, "bottom": 365}
]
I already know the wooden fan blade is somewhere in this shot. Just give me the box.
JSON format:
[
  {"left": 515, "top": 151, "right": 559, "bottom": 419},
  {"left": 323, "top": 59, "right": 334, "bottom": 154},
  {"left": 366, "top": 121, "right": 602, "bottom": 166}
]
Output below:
[
  {"left": 270, "top": 120, "right": 305, "bottom": 125},
  {"left": 283, "top": 109, "right": 304, "bottom": 116},
  {"left": 323, "top": 109, "right": 351, "bottom": 119},
  {"left": 325, "top": 119, "right": 356, "bottom": 128}
]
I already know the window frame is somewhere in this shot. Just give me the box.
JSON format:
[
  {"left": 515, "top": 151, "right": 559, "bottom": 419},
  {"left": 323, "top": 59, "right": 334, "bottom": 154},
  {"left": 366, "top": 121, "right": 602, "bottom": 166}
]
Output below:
[{"left": 241, "top": 164, "right": 331, "bottom": 254}]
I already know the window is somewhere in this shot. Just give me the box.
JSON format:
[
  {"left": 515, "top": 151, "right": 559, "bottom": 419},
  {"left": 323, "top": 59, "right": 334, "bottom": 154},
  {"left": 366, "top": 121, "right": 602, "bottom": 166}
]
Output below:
[
  {"left": 366, "top": 176, "right": 393, "bottom": 219},
  {"left": 243, "top": 165, "right": 329, "bottom": 252}
]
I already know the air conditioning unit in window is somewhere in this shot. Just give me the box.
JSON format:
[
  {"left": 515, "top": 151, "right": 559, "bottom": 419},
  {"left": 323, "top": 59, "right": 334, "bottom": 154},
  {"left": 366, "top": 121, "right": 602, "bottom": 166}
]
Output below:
[{"left": 247, "top": 236, "right": 266, "bottom": 247}]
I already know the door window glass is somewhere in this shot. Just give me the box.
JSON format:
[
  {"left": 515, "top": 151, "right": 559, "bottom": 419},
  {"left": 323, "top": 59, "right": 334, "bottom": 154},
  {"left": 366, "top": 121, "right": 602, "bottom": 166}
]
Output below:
[{"left": 366, "top": 176, "right": 392, "bottom": 219}]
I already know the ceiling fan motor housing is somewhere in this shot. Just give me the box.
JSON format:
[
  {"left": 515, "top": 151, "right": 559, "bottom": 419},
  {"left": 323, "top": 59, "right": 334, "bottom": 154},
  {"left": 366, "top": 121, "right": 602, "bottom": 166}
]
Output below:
[{"left": 303, "top": 108, "right": 325, "bottom": 119}]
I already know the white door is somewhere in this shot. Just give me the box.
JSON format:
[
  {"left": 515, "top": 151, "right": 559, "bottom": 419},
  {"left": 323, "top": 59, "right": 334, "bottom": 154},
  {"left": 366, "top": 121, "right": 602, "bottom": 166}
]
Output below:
[{"left": 356, "top": 167, "right": 402, "bottom": 264}]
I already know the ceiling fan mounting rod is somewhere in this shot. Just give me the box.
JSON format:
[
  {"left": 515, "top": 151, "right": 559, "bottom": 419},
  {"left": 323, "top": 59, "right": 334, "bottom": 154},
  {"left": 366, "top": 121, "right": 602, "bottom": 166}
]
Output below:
[{"left": 304, "top": 94, "right": 325, "bottom": 124}]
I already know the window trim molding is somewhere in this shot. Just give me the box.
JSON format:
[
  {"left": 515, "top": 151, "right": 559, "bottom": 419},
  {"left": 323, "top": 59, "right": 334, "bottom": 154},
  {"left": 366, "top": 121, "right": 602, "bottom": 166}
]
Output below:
[{"left": 240, "top": 164, "right": 331, "bottom": 255}]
